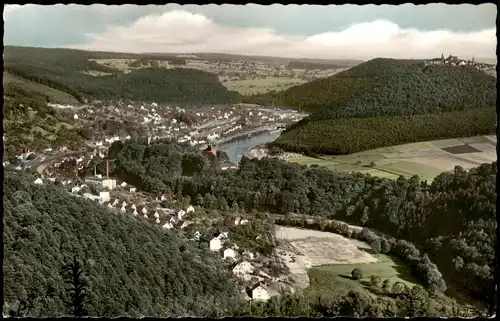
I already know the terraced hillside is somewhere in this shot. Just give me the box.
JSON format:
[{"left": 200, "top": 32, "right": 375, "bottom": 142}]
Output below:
[
  {"left": 4, "top": 46, "right": 238, "bottom": 105},
  {"left": 258, "top": 58, "right": 496, "bottom": 154}
]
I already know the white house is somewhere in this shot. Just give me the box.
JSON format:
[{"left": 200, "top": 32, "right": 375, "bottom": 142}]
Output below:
[
  {"left": 74, "top": 114, "right": 79, "bottom": 120},
  {"left": 34, "top": 178, "right": 43, "bottom": 185},
  {"left": 232, "top": 261, "right": 254, "bottom": 276},
  {"left": 125, "top": 135, "right": 131, "bottom": 140},
  {"left": 209, "top": 238, "right": 222, "bottom": 251},
  {"left": 234, "top": 217, "right": 241, "bottom": 225},
  {"left": 131, "top": 204, "right": 136, "bottom": 210},
  {"left": 186, "top": 205, "right": 195, "bottom": 213},
  {"left": 218, "top": 231, "right": 229, "bottom": 240},
  {"left": 154, "top": 211, "right": 160, "bottom": 218},
  {"left": 193, "top": 231, "right": 201, "bottom": 241},
  {"left": 120, "top": 182, "right": 128, "bottom": 188},
  {"left": 240, "top": 219, "right": 249, "bottom": 225},
  {"left": 223, "top": 248, "right": 237, "bottom": 260},
  {"left": 169, "top": 216, "right": 179, "bottom": 225},
  {"left": 130, "top": 187, "right": 137, "bottom": 193},
  {"left": 162, "top": 222, "right": 173, "bottom": 230},
  {"left": 120, "top": 206, "right": 126, "bottom": 212},
  {"left": 71, "top": 186, "right": 81, "bottom": 193},
  {"left": 142, "top": 207, "right": 148, "bottom": 214},
  {"left": 107, "top": 203, "right": 114, "bottom": 208},
  {"left": 112, "top": 199, "right": 119, "bottom": 206},
  {"left": 143, "top": 213, "right": 149, "bottom": 219},
  {"left": 133, "top": 209, "right": 138, "bottom": 216},
  {"left": 251, "top": 285, "right": 270, "bottom": 301},
  {"left": 102, "top": 179, "right": 116, "bottom": 190},
  {"left": 121, "top": 201, "right": 127, "bottom": 207},
  {"left": 177, "top": 210, "right": 186, "bottom": 220},
  {"left": 99, "top": 191, "right": 110, "bottom": 203},
  {"left": 180, "top": 221, "right": 190, "bottom": 230},
  {"left": 156, "top": 218, "right": 160, "bottom": 224}
]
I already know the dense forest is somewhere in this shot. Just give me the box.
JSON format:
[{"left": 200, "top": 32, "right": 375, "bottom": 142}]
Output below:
[
  {"left": 4, "top": 46, "right": 238, "bottom": 105},
  {"left": 105, "top": 140, "right": 496, "bottom": 312},
  {"left": 246, "top": 58, "right": 496, "bottom": 117},
  {"left": 3, "top": 170, "right": 242, "bottom": 317},
  {"left": 244, "top": 58, "right": 496, "bottom": 154},
  {"left": 272, "top": 107, "right": 495, "bottom": 155}
]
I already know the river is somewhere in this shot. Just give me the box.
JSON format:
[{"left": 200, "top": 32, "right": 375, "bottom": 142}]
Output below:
[{"left": 217, "top": 130, "right": 282, "bottom": 164}]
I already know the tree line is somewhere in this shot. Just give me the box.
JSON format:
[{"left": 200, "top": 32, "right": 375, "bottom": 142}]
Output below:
[{"left": 272, "top": 107, "right": 495, "bottom": 155}]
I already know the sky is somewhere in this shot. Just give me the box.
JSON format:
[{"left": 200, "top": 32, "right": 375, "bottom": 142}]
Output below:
[{"left": 4, "top": 4, "right": 497, "bottom": 60}]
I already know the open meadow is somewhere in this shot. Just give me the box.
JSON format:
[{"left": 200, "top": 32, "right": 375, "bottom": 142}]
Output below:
[
  {"left": 285, "top": 135, "right": 497, "bottom": 181},
  {"left": 274, "top": 226, "right": 419, "bottom": 299},
  {"left": 220, "top": 76, "right": 306, "bottom": 95},
  {"left": 307, "top": 254, "right": 419, "bottom": 299},
  {"left": 88, "top": 58, "right": 172, "bottom": 73}
]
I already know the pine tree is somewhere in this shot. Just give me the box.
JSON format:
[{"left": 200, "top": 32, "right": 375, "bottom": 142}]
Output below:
[{"left": 61, "top": 255, "right": 89, "bottom": 316}]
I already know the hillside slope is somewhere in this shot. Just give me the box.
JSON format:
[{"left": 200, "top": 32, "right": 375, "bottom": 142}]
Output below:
[
  {"left": 3, "top": 72, "right": 80, "bottom": 105},
  {"left": 4, "top": 46, "right": 238, "bottom": 105},
  {"left": 257, "top": 58, "right": 496, "bottom": 154},
  {"left": 3, "top": 170, "right": 241, "bottom": 317},
  {"left": 246, "top": 58, "right": 496, "bottom": 117}
]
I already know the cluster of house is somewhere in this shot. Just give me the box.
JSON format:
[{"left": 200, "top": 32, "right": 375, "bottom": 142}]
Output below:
[
  {"left": 202, "top": 217, "right": 295, "bottom": 301},
  {"left": 181, "top": 58, "right": 334, "bottom": 81},
  {"left": 33, "top": 173, "right": 196, "bottom": 230}
]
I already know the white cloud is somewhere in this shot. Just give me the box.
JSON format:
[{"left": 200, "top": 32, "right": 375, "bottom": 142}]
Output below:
[
  {"left": 70, "top": 10, "right": 496, "bottom": 60},
  {"left": 3, "top": 4, "right": 22, "bottom": 21}
]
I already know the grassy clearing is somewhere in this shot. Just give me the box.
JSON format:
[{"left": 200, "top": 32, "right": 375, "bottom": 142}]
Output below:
[
  {"left": 306, "top": 253, "right": 419, "bottom": 299},
  {"left": 3, "top": 72, "right": 80, "bottom": 105},
  {"left": 284, "top": 136, "right": 496, "bottom": 181},
  {"left": 289, "top": 155, "right": 400, "bottom": 180},
  {"left": 221, "top": 76, "right": 306, "bottom": 95},
  {"left": 80, "top": 70, "right": 114, "bottom": 77},
  {"left": 89, "top": 58, "right": 171, "bottom": 73}
]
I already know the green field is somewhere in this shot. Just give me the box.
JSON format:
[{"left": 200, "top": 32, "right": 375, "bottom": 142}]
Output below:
[
  {"left": 306, "top": 253, "right": 419, "bottom": 299},
  {"left": 221, "top": 76, "right": 306, "bottom": 95},
  {"left": 89, "top": 58, "right": 171, "bottom": 73},
  {"left": 287, "top": 136, "right": 496, "bottom": 181},
  {"left": 3, "top": 72, "right": 80, "bottom": 105}
]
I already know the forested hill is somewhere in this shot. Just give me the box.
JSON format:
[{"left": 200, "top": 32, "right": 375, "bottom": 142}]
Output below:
[
  {"left": 3, "top": 170, "right": 241, "bottom": 317},
  {"left": 245, "top": 58, "right": 496, "bottom": 118},
  {"left": 3, "top": 46, "right": 239, "bottom": 105},
  {"left": 258, "top": 58, "right": 496, "bottom": 154}
]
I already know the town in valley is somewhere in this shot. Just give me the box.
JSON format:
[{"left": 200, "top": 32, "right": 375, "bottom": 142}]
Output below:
[{"left": 3, "top": 3, "right": 497, "bottom": 318}]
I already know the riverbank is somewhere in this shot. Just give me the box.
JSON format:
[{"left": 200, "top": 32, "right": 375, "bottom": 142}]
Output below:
[{"left": 245, "top": 144, "right": 305, "bottom": 161}]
